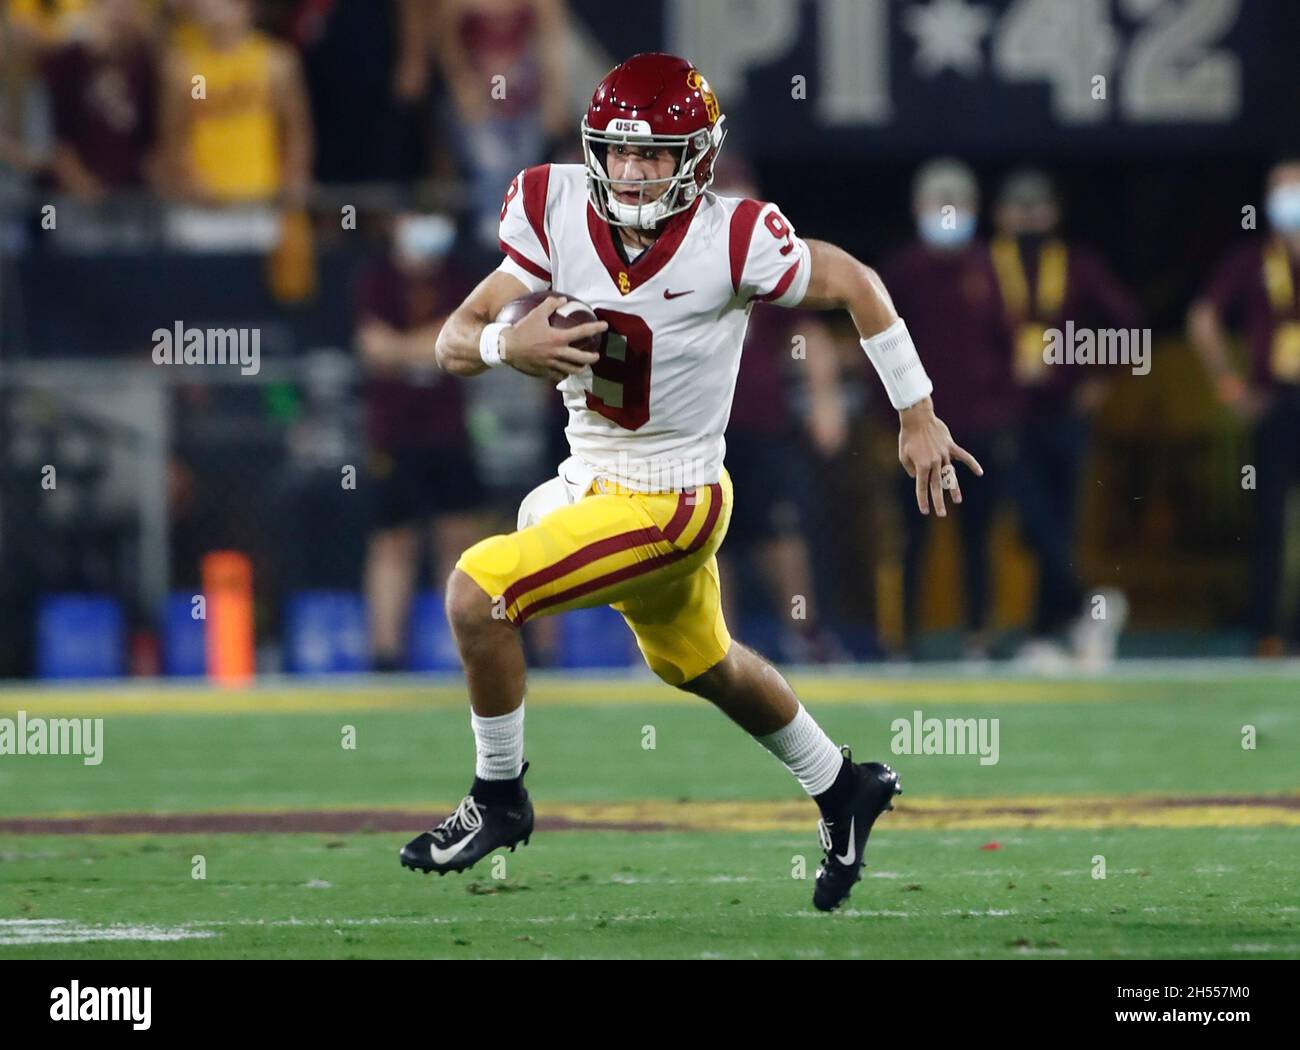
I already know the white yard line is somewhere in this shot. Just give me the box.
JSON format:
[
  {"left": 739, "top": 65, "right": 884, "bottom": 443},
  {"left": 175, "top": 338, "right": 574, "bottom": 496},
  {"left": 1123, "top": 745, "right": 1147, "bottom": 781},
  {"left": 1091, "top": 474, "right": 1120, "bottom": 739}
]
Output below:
[{"left": 0, "top": 919, "right": 215, "bottom": 945}]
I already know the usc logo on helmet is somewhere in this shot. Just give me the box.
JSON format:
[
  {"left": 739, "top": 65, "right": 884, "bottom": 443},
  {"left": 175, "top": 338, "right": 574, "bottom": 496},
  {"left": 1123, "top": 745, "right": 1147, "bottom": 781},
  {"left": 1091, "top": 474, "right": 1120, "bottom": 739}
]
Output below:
[{"left": 686, "top": 70, "right": 720, "bottom": 124}]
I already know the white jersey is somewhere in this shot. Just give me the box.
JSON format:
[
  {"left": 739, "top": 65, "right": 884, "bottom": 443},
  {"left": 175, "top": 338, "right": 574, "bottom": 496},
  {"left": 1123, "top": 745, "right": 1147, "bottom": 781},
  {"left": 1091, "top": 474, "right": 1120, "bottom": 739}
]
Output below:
[{"left": 496, "top": 163, "right": 812, "bottom": 493}]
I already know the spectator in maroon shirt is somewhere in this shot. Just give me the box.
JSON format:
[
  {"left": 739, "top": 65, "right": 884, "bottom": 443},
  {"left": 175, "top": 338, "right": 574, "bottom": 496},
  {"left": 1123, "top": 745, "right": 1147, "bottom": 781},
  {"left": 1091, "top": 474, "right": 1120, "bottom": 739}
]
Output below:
[
  {"left": 712, "top": 159, "right": 849, "bottom": 661},
  {"left": 992, "top": 169, "right": 1140, "bottom": 666},
  {"left": 1188, "top": 158, "right": 1300, "bottom": 655},
  {"left": 43, "top": 0, "right": 158, "bottom": 201},
  {"left": 881, "top": 158, "right": 1018, "bottom": 658},
  {"left": 723, "top": 303, "right": 850, "bottom": 662},
  {"left": 357, "top": 210, "right": 487, "bottom": 670}
]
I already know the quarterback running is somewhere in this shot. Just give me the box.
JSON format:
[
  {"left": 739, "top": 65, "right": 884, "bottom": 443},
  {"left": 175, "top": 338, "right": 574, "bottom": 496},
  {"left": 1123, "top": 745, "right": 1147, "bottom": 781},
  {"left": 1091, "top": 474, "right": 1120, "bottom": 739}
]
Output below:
[{"left": 400, "top": 52, "right": 982, "bottom": 911}]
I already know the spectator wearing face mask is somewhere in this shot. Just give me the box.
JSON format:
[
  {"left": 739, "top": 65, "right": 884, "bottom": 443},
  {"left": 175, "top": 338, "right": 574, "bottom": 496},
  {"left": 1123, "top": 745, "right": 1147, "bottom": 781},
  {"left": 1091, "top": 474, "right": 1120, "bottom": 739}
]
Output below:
[
  {"left": 879, "top": 158, "right": 1018, "bottom": 658},
  {"left": 992, "top": 169, "right": 1140, "bottom": 669},
  {"left": 1188, "top": 159, "right": 1300, "bottom": 657},
  {"left": 355, "top": 212, "right": 486, "bottom": 671}
]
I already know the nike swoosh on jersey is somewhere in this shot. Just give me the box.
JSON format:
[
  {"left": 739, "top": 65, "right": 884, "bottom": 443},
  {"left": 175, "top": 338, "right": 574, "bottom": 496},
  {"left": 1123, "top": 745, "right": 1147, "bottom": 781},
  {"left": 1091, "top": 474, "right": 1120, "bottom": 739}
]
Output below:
[
  {"left": 834, "top": 817, "right": 856, "bottom": 865},
  {"left": 662, "top": 289, "right": 695, "bottom": 299},
  {"left": 428, "top": 828, "right": 482, "bottom": 865}
]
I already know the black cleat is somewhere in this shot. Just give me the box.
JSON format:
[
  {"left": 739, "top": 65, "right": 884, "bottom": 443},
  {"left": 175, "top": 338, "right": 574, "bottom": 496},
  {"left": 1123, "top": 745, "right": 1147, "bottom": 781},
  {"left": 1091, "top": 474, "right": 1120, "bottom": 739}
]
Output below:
[
  {"left": 812, "top": 750, "right": 901, "bottom": 912},
  {"left": 400, "top": 764, "right": 534, "bottom": 876}
]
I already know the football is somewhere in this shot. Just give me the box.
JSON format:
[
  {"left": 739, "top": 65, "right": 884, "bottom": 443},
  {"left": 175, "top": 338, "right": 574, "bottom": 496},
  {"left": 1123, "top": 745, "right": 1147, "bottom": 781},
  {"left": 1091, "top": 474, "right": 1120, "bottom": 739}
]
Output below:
[{"left": 495, "top": 291, "right": 605, "bottom": 355}]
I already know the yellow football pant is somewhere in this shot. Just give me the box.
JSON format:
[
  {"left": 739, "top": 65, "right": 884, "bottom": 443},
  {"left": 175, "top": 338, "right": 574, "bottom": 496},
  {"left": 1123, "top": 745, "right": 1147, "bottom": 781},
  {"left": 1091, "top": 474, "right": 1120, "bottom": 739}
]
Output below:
[{"left": 456, "top": 469, "right": 734, "bottom": 686}]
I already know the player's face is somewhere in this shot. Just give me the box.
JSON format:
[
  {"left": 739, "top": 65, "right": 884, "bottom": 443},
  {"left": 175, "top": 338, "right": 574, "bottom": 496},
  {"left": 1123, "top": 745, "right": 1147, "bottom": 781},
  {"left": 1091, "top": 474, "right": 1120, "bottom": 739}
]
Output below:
[{"left": 605, "top": 144, "right": 681, "bottom": 204}]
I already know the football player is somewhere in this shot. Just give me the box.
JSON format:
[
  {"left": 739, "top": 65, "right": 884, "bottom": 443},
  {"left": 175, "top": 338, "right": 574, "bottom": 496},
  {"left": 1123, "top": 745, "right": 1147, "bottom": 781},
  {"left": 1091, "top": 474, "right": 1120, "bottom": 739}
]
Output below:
[{"left": 400, "top": 53, "right": 981, "bottom": 911}]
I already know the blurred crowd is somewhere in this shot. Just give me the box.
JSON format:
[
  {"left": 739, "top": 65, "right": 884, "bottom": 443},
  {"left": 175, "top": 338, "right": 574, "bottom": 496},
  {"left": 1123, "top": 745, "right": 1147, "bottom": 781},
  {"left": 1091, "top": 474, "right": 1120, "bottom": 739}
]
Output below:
[
  {"left": 354, "top": 151, "right": 1300, "bottom": 671},
  {"left": 2, "top": 0, "right": 1299, "bottom": 674},
  {"left": 0, "top": 0, "right": 568, "bottom": 237}
]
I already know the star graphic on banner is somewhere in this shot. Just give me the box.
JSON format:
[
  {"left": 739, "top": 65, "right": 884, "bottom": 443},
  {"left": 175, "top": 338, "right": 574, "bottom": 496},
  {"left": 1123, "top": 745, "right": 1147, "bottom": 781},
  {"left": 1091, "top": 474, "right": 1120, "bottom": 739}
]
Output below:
[{"left": 902, "top": 0, "right": 995, "bottom": 78}]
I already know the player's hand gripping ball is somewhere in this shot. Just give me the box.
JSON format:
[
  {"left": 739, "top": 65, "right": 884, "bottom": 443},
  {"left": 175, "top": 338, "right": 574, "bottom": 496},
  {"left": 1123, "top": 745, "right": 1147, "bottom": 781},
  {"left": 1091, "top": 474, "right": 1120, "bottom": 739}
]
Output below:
[
  {"left": 496, "top": 292, "right": 604, "bottom": 353},
  {"left": 494, "top": 293, "right": 607, "bottom": 382}
]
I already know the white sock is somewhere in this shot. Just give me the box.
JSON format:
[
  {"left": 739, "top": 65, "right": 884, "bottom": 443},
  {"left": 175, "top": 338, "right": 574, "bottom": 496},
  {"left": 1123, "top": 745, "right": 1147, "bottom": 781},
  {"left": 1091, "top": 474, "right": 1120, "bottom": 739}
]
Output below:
[
  {"left": 756, "top": 704, "right": 844, "bottom": 797},
  {"left": 470, "top": 702, "right": 525, "bottom": 780}
]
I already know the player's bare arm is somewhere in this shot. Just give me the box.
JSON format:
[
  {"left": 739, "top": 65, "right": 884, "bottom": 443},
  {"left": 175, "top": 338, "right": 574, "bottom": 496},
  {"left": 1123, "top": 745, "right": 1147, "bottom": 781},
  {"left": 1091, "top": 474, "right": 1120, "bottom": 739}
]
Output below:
[
  {"left": 799, "top": 238, "right": 984, "bottom": 517},
  {"left": 434, "top": 270, "right": 607, "bottom": 381}
]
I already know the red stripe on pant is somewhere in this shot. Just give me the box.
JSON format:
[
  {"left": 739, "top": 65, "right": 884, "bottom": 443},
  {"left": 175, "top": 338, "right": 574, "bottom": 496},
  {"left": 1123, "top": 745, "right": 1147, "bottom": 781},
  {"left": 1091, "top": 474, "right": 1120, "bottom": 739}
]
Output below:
[
  {"left": 517, "top": 545, "right": 691, "bottom": 624},
  {"left": 683, "top": 484, "right": 722, "bottom": 552},
  {"left": 515, "top": 483, "right": 724, "bottom": 624},
  {"left": 500, "top": 525, "right": 664, "bottom": 613},
  {"left": 662, "top": 489, "right": 695, "bottom": 543}
]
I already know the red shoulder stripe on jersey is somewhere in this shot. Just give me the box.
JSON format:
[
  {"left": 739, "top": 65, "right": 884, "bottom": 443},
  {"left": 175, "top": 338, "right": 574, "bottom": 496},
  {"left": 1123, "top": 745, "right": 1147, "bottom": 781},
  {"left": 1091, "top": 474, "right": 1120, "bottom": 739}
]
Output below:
[
  {"left": 585, "top": 196, "right": 703, "bottom": 295},
  {"left": 499, "top": 241, "right": 551, "bottom": 281},
  {"left": 728, "top": 199, "right": 765, "bottom": 296},
  {"left": 752, "top": 258, "right": 801, "bottom": 303},
  {"left": 522, "top": 164, "right": 551, "bottom": 260}
]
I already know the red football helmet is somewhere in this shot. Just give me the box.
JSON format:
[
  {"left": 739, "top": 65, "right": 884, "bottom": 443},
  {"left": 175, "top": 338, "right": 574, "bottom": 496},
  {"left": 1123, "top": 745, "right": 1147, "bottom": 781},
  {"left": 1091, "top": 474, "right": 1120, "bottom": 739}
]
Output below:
[{"left": 581, "top": 52, "right": 727, "bottom": 229}]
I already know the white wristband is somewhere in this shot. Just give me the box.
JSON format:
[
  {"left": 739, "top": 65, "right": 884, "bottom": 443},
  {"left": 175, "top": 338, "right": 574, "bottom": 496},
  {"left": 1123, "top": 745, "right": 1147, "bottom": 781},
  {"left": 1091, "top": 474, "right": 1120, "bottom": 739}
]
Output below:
[
  {"left": 479, "top": 322, "right": 509, "bottom": 367},
  {"left": 860, "top": 318, "right": 933, "bottom": 411}
]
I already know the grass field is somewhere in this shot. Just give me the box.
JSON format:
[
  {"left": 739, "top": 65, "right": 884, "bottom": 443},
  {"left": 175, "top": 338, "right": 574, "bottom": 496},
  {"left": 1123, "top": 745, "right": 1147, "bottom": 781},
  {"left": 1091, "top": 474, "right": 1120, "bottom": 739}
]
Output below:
[{"left": 1, "top": 663, "right": 1297, "bottom": 959}]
